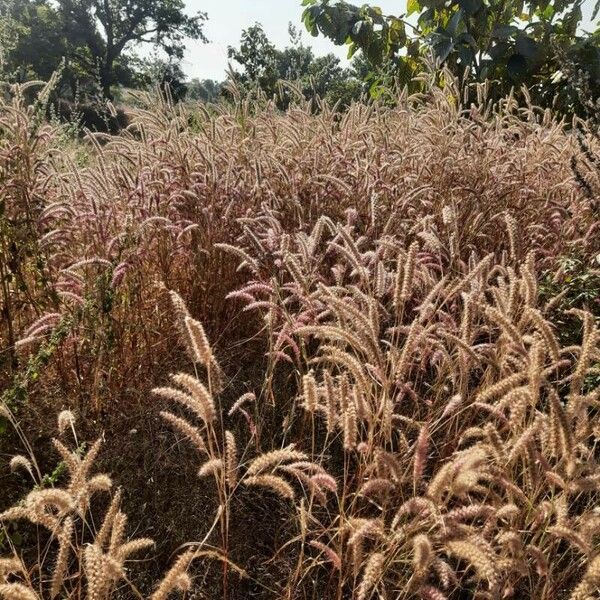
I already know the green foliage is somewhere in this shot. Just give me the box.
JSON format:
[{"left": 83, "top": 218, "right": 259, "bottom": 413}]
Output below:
[
  {"left": 302, "top": 0, "right": 600, "bottom": 110},
  {"left": 227, "top": 22, "right": 363, "bottom": 109},
  {"left": 187, "top": 78, "right": 223, "bottom": 103},
  {"left": 136, "top": 56, "right": 189, "bottom": 101},
  {"left": 539, "top": 255, "right": 600, "bottom": 350},
  {"left": 0, "top": 0, "right": 207, "bottom": 99},
  {"left": 60, "top": 0, "right": 207, "bottom": 99},
  {"left": 548, "top": 257, "right": 600, "bottom": 312},
  {"left": 0, "top": 316, "right": 74, "bottom": 422},
  {"left": 227, "top": 23, "right": 281, "bottom": 97},
  {"left": 539, "top": 255, "right": 600, "bottom": 394},
  {"left": 302, "top": 0, "right": 409, "bottom": 63},
  {"left": 0, "top": 0, "right": 66, "bottom": 82}
]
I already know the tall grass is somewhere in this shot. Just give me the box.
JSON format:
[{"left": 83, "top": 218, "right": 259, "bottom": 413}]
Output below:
[{"left": 1, "top": 72, "right": 599, "bottom": 599}]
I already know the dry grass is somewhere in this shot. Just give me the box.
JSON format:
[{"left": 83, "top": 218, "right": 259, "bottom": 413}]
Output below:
[{"left": 1, "top": 72, "right": 599, "bottom": 599}]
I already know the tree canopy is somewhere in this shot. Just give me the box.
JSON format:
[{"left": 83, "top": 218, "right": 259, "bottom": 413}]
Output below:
[
  {"left": 227, "top": 22, "right": 363, "bottom": 108},
  {"left": 302, "top": 0, "right": 600, "bottom": 111},
  {"left": 0, "top": 0, "right": 207, "bottom": 99}
]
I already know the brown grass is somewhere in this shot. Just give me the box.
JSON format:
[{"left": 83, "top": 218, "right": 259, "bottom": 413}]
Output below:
[{"left": 1, "top": 72, "right": 599, "bottom": 599}]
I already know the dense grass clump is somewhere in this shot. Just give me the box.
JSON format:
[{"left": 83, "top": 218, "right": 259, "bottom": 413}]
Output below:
[{"left": 1, "top": 74, "right": 599, "bottom": 599}]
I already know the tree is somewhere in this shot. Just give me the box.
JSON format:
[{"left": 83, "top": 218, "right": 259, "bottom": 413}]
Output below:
[
  {"left": 227, "top": 23, "right": 280, "bottom": 97},
  {"left": 138, "top": 55, "right": 189, "bottom": 101},
  {"left": 0, "top": 0, "right": 67, "bottom": 83},
  {"left": 302, "top": 0, "right": 600, "bottom": 109},
  {"left": 277, "top": 23, "right": 317, "bottom": 80},
  {"left": 227, "top": 22, "right": 362, "bottom": 108},
  {"left": 59, "top": 0, "right": 207, "bottom": 99},
  {"left": 187, "top": 78, "right": 223, "bottom": 103},
  {"left": 0, "top": 0, "right": 207, "bottom": 100}
]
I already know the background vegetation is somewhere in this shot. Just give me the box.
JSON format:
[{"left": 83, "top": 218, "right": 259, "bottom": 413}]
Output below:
[{"left": 2, "top": 0, "right": 600, "bottom": 116}]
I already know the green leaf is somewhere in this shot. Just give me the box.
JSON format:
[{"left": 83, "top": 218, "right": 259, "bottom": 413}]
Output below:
[
  {"left": 407, "top": 0, "right": 421, "bottom": 16},
  {"left": 388, "top": 18, "right": 406, "bottom": 47},
  {"left": 537, "top": 4, "right": 554, "bottom": 20},
  {"left": 458, "top": 0, "right": 482, "bottom": 16},
  {"left": 433, "top": 34, "right": 454, "bottom": 62},
  {"left": 515, "top": 34, "right": 539, "bottom": 60},
  {"left": 418, "top": 7, "right": 436, "bottom": 30},
  {"left": 457, "top": 44, "right": 474, "bottom": 66},
  {"left": 507, "top": 53, "right": 527, "bottom": 78},
  {"left": 492, "top": 24, "right": 517, "bottom": 40},
  {"left": 407, "top": 39, "right": 421, "bottom": 56},
  {"left": 446, "top": 9, "right": 463, "bottom": 36},
  {"left": 459, "top": 32, "right": 477, "bottom": 49},
  {"left": 354, "top": 19, "right": 375, "bottom": 49}
]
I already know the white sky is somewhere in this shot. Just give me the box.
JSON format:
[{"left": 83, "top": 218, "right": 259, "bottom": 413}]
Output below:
[{"left": 181, "top": 0, "right": 598, "bottom": 81}]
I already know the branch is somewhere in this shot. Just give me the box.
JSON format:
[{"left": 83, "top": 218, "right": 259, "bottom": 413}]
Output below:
[{"left": 112, "top": 13, "right": 147, "bottom": 55}]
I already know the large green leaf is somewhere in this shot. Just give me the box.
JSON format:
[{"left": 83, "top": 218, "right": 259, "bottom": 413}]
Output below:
[
  {"left": 457, "top": 44, "right": 475, "bottom": 66},
  {"left": 446, "top": 9, "right": 463, "bottom": 36},
  {"left": 492, "top": 24, "right": 517, "bottom": 40},
  {"left": 507, "top": 53, "right": 527, "bottom": 78},
  {"left": 407, "top": 0, "right": 421, "bottom": 16},
  {"left": 458, "top": 0, "right": 483, "bottom": 16},
  {"left": 432, "top": 33, "right": 454, "bottom": 61},
  {"left": 537, "top": 4, "right": 555, "bottom": 20},
  {"left": 459, "top": 32, "right": 477, "bottom": 49},
  {"left": 388, "top": 18, "right": 406, "bottom": 47},
  {"left": 515, "top": 34, "right": 540, "bottom": 60},
  {"left": 489, "top": 40, "right": 510, "bottom": 60}
]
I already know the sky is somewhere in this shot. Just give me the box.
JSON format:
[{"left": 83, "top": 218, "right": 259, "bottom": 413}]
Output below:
[{"left": 180, "top": 0, "right": 598, "bottom": 81}]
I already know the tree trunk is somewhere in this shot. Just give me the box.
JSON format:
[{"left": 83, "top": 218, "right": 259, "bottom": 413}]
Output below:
[{"left": 100, "top": 57, "right": 114, "bottom": 100}]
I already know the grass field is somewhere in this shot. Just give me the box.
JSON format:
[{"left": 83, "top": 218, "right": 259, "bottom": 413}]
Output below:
[{"left": 1, "top": 75, "right": 600, "bottom": 599}]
